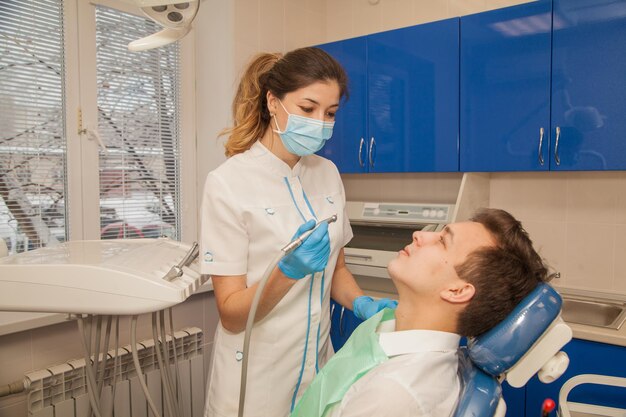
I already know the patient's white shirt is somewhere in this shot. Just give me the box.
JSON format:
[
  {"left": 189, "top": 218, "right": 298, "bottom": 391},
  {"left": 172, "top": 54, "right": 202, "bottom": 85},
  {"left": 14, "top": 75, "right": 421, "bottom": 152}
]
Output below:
[{"left": 327, "top": 323, "right": 461, "bottom": 417}]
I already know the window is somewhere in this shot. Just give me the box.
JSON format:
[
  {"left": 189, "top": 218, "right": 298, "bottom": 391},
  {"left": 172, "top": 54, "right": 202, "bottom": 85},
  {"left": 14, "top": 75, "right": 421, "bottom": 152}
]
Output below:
[
  {"left": 0, "top": 0, "right": 195, "bottom": 254},
  {"left": 95, "top": 6, "right": 181, "bottom": 240},
  {"left": 0, "top": 0, "right": 67, "bottom": 253}
]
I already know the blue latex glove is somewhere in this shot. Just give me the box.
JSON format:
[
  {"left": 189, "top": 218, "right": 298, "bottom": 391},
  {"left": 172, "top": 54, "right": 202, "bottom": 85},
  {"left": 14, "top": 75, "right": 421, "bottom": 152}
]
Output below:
[
  {"left": 353, "top": 296, "right": 398, "bottom": 321},
  {"left": 278, "top": 219, "right": 330, "bottom": 279}
]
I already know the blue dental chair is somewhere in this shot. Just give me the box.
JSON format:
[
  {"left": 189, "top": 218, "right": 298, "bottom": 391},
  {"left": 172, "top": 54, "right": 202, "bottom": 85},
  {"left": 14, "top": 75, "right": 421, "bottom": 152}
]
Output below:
[{"left": 454, "top": 283, "right": 573, "bottom": 417}]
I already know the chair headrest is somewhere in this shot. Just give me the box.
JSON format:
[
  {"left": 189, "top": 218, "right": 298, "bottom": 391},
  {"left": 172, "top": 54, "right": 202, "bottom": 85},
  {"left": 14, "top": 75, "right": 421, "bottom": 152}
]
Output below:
[{"left": 468, "top": 283, "right": 562, "bottom": 376}]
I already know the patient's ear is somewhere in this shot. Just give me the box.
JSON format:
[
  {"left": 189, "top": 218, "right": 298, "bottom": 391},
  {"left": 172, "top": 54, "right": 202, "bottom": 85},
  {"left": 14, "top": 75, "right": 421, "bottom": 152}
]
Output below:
[{"left": 440, "top": 282, "right": 475, "bottom": 304}]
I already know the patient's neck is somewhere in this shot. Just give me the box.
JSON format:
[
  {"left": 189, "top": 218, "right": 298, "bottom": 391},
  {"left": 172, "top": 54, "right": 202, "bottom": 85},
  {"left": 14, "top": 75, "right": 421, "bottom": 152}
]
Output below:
[{"left": 394, "top": 301, "right": 458, "bottom": 334}]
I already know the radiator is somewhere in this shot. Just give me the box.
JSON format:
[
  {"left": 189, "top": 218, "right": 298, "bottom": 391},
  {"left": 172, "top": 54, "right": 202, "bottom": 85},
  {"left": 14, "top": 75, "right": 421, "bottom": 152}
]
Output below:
[{"left": 25, "top": 327, "right": 205, "bottom": 417}]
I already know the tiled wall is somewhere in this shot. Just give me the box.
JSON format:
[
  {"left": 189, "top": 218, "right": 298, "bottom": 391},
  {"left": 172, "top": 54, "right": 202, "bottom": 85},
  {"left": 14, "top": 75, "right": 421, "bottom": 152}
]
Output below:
[
  {"left": 325, "top": 0, "right": 533, "bottom": 41},
  {"left": 230, "top": 0, "right": 534, "bottom": 67},
  {"left": 491, "top": 172, "right": 626, "bottom": 295},
  {"left": 0, "top": 292, "right": 219, "bottom": 416}
]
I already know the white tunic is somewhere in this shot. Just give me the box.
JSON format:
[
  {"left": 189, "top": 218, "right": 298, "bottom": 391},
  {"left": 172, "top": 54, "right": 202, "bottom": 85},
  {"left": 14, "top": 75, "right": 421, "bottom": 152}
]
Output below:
[
  {"left": 200, "top": 141, "right": 353, "bottom": 417},
  {"left": 328, "top": 325, "right": 461, "bottom": 417}
]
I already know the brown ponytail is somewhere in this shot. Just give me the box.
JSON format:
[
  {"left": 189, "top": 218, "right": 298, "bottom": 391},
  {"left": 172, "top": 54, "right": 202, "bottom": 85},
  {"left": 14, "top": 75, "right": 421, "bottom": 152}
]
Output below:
[
  {"left": 222, "top": 52, "right": 282, "bottom": 157},
  {"left": 222, "top": 47, "right": 349, "bottom": 157}
]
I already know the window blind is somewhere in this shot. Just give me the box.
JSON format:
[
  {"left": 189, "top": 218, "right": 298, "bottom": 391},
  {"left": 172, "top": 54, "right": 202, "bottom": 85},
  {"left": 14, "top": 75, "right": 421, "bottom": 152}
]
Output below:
[
  {"left": 0, "top": 0, "right": 67, "bottom": 254},
  {"left": 95, "top": 6, "right": 181, "bottom": 241}
]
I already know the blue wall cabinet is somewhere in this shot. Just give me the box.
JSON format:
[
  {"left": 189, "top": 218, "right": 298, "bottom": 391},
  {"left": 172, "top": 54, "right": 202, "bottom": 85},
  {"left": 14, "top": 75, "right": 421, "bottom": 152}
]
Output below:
[
  {"left": 461, "top": 0, "right": 626, "bottom": 172},
  {"left": 460, "top": 1, "right": 553, "bottom": 172},
  {"left": 318, "top": 37, "right": 368, "bottom": 173},
  {"left": 550, "top": 0, "right": 626, "bottom": 170},
  {"left": 318, "top": 18, "right": 459, "bottom": 173},
  {"left": 525, "top": 338, "right": 626, "bottom": 417}
]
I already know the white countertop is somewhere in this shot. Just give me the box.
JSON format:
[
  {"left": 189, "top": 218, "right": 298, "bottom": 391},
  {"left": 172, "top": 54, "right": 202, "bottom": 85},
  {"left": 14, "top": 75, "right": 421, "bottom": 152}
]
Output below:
[
  {"left": 0, "top": 280, "right": 214, "bottom": 336},
  {"left": 0, "top": 312, "right": 71, "bottom": 336}
]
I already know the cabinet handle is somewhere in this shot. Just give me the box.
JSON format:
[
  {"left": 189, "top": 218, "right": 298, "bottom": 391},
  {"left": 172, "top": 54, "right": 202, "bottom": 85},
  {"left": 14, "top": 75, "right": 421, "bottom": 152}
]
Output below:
[
  {"left": 344, "top": 254, "right": 373, "bottom": 261},
  {"left": 358, "top": 137, "right": 365, "bottom": 167},
  {"left": 554, "top": 126, "right": 561, "bottom": 166},
  {"left": 538, "top": 127, "right": 545, "bottom": 166},
  {"left": 369, "top": 137, "right": 376, "bottom": 168},
  {"left": 339, "top": 306, "right": 345, "bottom": 336}
]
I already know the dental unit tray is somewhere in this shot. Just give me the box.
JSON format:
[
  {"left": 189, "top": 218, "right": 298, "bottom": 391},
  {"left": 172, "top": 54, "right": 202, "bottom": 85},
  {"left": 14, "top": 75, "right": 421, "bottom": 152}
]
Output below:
[{"left": 0, "top": 239, "right": 206, "bottom": 315}]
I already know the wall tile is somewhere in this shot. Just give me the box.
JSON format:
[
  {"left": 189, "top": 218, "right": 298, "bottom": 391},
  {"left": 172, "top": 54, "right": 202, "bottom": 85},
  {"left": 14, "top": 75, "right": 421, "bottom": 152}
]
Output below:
[
  {"left": 413, "top": 0, "right": 448, "bottom": 24},
  {"left": 448, "top": 0, "right": 489, "bottom": 17},
  {"left": 381, "top": 0, "right": 416, "bottom": 31},
  {"left": 352, "top": 0, "right": 383, "bottom": 36},
  {"left": 613, "top": 225, "right": 626, "bottom": 293},
  {"left": 521, "top": 220, "right": 567, "bottom": 280},
  {"left": 285, "top": 2, "right": 311, "bottom": 49},
  {"left": 306, "top": 11, "right": 327, "bottom": 46},
  {"left": 306, "top": 0, "right": 327, "bottom": 15},
  {"left": 614, "top": 174, "right": 626, "bottom": 225},
  {"left": 490, "top": 172, "right": 568, "bottom": 223},
  {"left": 342, "top": 172, "right": 463, "bottom": 204},
  {"left": 234, "top": 41, "right": 262, "bottom": 76},
  {"left": 565, "top": 172, "right": 620, "bottom": 224},
  {"left": 563, "top": 222, "right": 614, "bottom": 291},
  {"left": 0, "top": 331, "right": 31, "bottom": 385},
  {"left": 260, "top": 0, "right": 285, "bottom": 51},
  {"left": 235, "top": 0, "right": 261, "bottom": 48},
  {"left": 326, "top": 11, "right": 354, "bottom": 42},
  {"left": 0, "top": 399, "right": 27, "bottom": 417},
  {"left": 31, "top": 321, "right": 84, "bottom": 371}
]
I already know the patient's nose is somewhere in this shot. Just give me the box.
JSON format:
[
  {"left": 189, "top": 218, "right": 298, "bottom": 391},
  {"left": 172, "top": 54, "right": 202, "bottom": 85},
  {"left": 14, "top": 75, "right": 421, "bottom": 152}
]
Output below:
[{"left": 412, "top": 231, "right": 438, "bottom": 246}]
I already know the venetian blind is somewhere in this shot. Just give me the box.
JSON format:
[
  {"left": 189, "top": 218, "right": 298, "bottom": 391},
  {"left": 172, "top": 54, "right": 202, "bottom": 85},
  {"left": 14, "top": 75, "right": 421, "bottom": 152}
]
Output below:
[
  {"left": 95, "top": 6, "right": 181, "bottom": 241},
  {"left": 0, "top": 0, "right": 67, "bottom": 254}
]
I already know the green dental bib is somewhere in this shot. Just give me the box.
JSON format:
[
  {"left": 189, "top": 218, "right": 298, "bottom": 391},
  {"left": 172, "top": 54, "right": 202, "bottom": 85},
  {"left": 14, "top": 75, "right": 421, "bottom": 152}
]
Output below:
[{"left": 290, "top": 308, "right": 396, "bottom": 417}]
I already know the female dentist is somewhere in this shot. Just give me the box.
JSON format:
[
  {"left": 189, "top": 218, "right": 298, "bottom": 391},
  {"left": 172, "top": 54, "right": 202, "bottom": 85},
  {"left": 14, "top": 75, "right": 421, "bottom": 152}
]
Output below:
[{"left": 200, "top": 47, "right": 397, "bottom": 417}]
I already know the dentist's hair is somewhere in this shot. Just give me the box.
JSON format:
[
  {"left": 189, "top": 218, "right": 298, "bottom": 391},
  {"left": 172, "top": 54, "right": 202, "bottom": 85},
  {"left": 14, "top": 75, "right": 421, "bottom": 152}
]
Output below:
[
  {"left": 222, "top": 47, "right": 348, "bottom": 157},
  {"left": 455, "top": 208, "right": 549, "bottom": 337}
]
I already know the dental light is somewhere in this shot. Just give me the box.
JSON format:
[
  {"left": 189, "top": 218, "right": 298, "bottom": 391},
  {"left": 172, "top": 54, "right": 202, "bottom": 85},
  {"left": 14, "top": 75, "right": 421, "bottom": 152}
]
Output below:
[{"left": 120, "top": 0, "right": 200, "bottom": 51}]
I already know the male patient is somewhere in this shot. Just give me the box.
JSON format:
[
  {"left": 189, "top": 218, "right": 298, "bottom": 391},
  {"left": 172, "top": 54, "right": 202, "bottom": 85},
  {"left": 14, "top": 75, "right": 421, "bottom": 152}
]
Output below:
[{"left": 291, "top": 208, "right": 550, "bottom": 417}]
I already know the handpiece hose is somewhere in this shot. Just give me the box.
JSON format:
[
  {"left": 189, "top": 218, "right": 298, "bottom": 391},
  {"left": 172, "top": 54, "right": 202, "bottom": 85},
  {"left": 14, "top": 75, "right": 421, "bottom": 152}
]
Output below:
[{"left": 238, "top": 215, "right": 337, "bottom": 417}]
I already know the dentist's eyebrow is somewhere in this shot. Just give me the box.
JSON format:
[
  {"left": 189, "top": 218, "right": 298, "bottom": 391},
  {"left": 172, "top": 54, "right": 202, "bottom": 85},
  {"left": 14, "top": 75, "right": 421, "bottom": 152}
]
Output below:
[{"left": 302, "top": 98, "right": 340, "bottom": 108}]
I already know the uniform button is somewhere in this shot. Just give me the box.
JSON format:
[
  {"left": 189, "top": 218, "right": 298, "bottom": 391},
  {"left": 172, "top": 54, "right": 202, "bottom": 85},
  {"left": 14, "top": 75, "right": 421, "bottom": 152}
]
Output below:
[{"left": 307, "top": 359, "right": 314, "bottom": 367}]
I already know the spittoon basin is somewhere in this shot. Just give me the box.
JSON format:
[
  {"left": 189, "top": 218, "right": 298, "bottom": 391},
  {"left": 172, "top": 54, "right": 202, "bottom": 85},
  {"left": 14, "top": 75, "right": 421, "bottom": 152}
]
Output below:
[{"left": 561, "top": 296, "right": 626, "bottom": 330}]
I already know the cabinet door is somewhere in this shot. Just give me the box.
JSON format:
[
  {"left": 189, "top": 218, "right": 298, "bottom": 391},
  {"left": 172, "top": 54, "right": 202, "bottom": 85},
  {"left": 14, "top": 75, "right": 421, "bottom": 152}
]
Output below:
[
  {"left": 367, "top": 19, "right": 459, "bottom": 173},
  {"left": 551, "top": 0, "right": 626, "bottom": 170},
  {"left": 317, "top": 37, "right": 368, "bottom": 173},
  {"left": 329, "top": 299, "right": 363, "bottom": 351},
  {"left": 460, "top": 1, "right": 552, "bottom": 172},
  {"left": 525, "top": 338, "right": 626, "bottom": 417}
]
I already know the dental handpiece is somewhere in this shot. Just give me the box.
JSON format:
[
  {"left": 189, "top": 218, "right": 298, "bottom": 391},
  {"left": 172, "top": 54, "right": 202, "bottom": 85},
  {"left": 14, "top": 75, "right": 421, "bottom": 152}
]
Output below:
[{"left": 281, "top": 214, "right": 337, "bottom": 254}]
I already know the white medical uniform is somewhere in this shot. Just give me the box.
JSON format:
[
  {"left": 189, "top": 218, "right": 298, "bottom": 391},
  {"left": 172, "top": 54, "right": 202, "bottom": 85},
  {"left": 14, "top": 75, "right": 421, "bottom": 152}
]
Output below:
[
  {"left": 328, "top": 322, "right": 461, "bottom": 417},
  {"left": 200, "top": 141, "right": 353, "bottom": 417}
]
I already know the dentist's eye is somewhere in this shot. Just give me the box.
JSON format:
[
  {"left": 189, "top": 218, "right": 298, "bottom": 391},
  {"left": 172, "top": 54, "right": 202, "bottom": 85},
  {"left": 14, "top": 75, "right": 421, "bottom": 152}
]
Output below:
[
  {"left": 326, "top": 111, "right": 336, "bottom": 119},
  {"left": 299, "top": 106, "right": 314, "bottom": 113}
]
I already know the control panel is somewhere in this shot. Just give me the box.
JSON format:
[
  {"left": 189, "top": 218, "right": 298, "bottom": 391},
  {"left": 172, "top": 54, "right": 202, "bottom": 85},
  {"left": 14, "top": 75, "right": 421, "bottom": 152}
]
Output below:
[{"left": 347, "top": 201, "right": 455, "bottom": 225}]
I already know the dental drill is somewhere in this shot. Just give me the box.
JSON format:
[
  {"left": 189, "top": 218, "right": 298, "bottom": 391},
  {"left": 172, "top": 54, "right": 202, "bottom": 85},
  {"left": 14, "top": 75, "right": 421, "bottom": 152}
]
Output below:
[{"left": 238, "top": 215, "right": 338, "bottom": 417}]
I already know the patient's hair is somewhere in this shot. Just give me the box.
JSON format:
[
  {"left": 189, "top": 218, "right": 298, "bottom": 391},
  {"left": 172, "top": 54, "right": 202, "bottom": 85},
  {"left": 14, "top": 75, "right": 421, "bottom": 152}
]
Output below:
[{"left": 455, "top": 208, "right": 548, "bottom": 337}]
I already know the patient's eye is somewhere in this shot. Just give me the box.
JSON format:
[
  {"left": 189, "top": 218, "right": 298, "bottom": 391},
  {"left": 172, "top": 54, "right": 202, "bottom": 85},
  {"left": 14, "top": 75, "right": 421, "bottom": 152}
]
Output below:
[{"left": 439, "top": 235, "right": 446, "bottom": 248}]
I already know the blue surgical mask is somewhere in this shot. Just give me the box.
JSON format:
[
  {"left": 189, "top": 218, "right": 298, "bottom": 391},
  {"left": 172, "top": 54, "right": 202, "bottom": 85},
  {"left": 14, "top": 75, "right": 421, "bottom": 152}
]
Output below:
[{"left": 273, "top": 100, "right": 335, "bottom": 156}]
